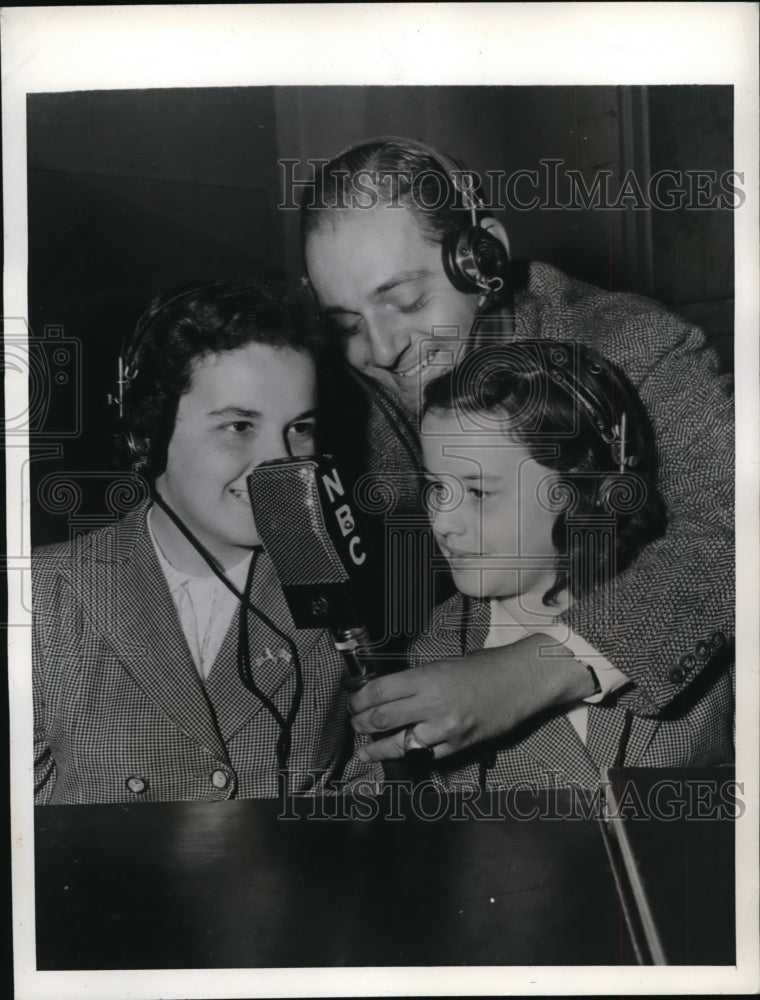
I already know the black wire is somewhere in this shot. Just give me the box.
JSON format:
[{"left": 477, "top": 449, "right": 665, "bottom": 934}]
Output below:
[
  {"left": 153, "top": 489, "right": 252, "bottom": 604},
  {"left": 236, "top": 553, "right": 303, "bottom": 776},
  {"left": 151, "top": 489, "right": 304, "bottom": 776},
  {"left": 464, "top": 288, "right": 516, "bottom": 360},
  {"left": 349, "top": 367, "right": 423, "bottom": 472},
  {"left": 615, "top": 710, "right": 634, "bottom": 769},
  {"left": 237, "top": 549, "right": 286, "bottom": 731}
]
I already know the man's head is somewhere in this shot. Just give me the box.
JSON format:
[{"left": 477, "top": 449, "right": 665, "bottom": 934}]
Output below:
[
  {"left": 122, "top": 278, "right": 320, "bottom": 567},
  {"left": 301, "top": 138, "right": 511, "bottom": 417}
]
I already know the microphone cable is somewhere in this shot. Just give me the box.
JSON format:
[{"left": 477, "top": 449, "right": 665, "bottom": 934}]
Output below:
[
  {"left": 464, "top": 279, "right": 517, "bottom": 361},
  {"left": 151, "top": 489, "right": 304, "bottom": 777}
]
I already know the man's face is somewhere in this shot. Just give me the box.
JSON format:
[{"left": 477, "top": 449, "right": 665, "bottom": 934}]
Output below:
[
  {"left": 421, "top": 408, "right": 558, "bottom": 601},
  {"left": 155, "top": 343, "right": 317, "bottom": 568},
  {"left": 305, "top": 204, "right": 480, "bottom": 417}
]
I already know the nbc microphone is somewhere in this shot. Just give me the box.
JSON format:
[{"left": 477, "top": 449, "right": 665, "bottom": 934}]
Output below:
[{"left": 247, "top": 455, "right": 377, "bottom": 691}]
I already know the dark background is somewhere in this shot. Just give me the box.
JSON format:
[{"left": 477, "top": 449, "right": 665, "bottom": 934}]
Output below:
[{"left": 26, "top": 85, "right": 735, "bottom": 545}]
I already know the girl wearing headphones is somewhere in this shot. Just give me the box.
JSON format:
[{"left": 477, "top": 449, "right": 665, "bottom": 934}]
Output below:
[
  {"left": 354, "top": 341, "right": 734, "bottom": 788},
  {"left": 303, "top": 136, "right": 734, "bottom": 781},
  {"left": 32, "top": 278, "right": 380, "bottom": 804}
]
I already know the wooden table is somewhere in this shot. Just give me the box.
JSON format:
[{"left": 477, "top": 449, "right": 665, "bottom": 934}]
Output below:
[{"left": 35, "top": 788, "right": 638, "bottom": 969}]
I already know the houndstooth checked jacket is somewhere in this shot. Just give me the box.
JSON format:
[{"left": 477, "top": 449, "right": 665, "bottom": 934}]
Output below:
[
  {"left": 32, "top": 501, "right": 380, "bottom": 804},
  {"left": 358, "top": 262, "right": 735, "bottom": 717},
  {"left": 408, "top": 592, "right": 734, "bottom": 790}
]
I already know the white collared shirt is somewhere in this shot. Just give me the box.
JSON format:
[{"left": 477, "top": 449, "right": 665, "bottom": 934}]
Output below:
[{"left": 147, "top": 508, "right": 252, "bottom": 681}]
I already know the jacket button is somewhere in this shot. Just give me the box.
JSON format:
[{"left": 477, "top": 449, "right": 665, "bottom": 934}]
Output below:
[
  {"left": 210, "top": 769, "right": 229, "bottom": 790},
  {"left": 710, "top": 631, "right": 726, "bottom": 649},
  {"left": 126, "top": 776, "right": 147, "bottom": 794},
  {"left": 679, "top": 653, "right": 696, "bottom": 671},
  {"left": 669, "top": 665, "right": 686, "bottom": 683},
  {"left": 695, "top": 641, "right": 710, "bottom": 660}
]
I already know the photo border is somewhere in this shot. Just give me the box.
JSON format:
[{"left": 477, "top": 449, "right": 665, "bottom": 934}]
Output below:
[{"left": 4, "top": 4, "right": 759, "bottom": 997}]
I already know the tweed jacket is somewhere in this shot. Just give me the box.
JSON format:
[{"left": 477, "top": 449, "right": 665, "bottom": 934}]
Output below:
[
  {"left": 32, "top": 502, "right": 381, "bottom": 805},
  {"left": 408, "top": 592, "right": 734, "bottom": 790},
  {"left": 355, "top": 261, "right": 734, "bottom": 717}
]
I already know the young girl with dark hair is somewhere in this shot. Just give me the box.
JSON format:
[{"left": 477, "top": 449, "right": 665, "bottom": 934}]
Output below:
[
  {"left": 33, "top": 278, "right": 379, "bottom": 804},
  {"left": 356, "top": 340, "right": 733, "bottom": 789},
  {"left": 304, "top": 136, "right": 735, "bottom": 779}
]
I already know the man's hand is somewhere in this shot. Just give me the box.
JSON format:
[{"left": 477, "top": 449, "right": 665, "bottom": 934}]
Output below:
[{"left": 351, "top": 634, "right": 597, "bottom": 763}]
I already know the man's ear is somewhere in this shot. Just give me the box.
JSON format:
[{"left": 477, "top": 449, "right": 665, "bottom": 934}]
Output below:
[{"left": 479, "top": 216, "right": 511, "bottom": 260}]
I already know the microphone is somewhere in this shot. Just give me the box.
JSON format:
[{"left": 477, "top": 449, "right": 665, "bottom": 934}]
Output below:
[{"left": 247, "top": 455, "right": 377, "bottom": 690}]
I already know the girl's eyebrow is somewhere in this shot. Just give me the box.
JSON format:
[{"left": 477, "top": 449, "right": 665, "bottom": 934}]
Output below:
[
  {"left": 207, "top": 406, "right": 261, "bottom": 418},
  {"left": 462, "top": 472, "right": 501, "bottom": 483},
  {"left": 423, "top": 471, "right": 501, "bottom": 483},
  {"left": 287, "top": 408, "right": 318, "bottom": 423}
]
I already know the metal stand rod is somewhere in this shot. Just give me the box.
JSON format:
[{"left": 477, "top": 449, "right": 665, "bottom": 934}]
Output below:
[{"left": 333, "top": 626, "right": 377, "bottom": 691}]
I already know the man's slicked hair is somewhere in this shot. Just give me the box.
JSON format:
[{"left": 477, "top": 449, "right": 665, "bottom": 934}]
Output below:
[{"left": 300, "top": 137, "right": 481, "bottom": 250}]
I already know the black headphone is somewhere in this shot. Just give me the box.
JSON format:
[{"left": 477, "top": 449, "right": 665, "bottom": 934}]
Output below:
[
  {"left": 421, "top": 141, "right": 512, "bottom": 301},
  {"left": 454, "top": 339, "right": 639, "bottom": 481},
  {"left": 108, "top": 285, "right": 205, "bottom": 468},
  {"left": 543, "top": 342, "right": 636, "bottom": 477},
  {"left": 541, "top": 340, "right": 647, "bottom": 517}
]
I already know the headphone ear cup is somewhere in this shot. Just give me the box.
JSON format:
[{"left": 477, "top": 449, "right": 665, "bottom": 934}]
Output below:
[
  {"left": 443, "top": 227, "right": 478, "bottom": 293},
  {"left": 123, "top": 429, "right": 151, "bottom": 471},
  {"left": 596, "top": 473, "right": 629, "bottom": 514},
  {"left": 471, "top": 227, "right": 510, "bottom": 283},
  {"left": 443, "top": 226, "right": 510, "bottom": 295}
]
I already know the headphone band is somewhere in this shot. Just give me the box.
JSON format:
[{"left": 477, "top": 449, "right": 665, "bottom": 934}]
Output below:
[
  {"left": 549, "top": 361, "right": 631, "bottom": 474},
  {"left": 108, "top": 284, "right": 207, "bottom": 425},
  {"left": 124, "top": 285, "right": 206, "bottom": 379},
  {"left": 543, "top": 344, "right": 635, "bottom": 474},
  {"left": 325, "top": 134, "right": 488, "bottom": 224},
  {"left": 456, "top": 340, "right": 635, "bottom": 475}
]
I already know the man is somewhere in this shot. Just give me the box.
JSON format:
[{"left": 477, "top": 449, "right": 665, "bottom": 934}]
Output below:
[
  {"left": 301, "top": 137, "right": 734, "bottom": 770},
  {"left": 33, "top": 278, "right": 377, "bottom": 803}
]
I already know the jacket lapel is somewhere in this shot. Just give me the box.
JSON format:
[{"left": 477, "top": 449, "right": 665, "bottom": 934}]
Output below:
[
  {"left": 513, "top": 713, "right": 602, "bottom": 788},
  {"left": 463, "top": 597, "right": 491, "bottom": 654},
  {"left": 466, "top": 601, "right": 602, "bottom": 788},
  {"left": 586, "top": 702, "right": 660, "bottom": 767},
  {"left": 60, "top": 503, "right": 228, "bottom": 760},
  {"left": 204, "top": 550, "right": 324, "bottom": 740}
]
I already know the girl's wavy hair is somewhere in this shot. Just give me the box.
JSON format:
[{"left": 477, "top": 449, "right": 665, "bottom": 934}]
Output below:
[
  {"left": 121, "top": 277, "right": 324, "bottom": 478},
  {"left": 423, "top": 340, "right": 667, "bottom": 604}
]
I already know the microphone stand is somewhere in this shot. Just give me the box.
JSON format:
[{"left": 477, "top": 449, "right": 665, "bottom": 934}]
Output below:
[
  {"left": 332, "top": 626, "right": 377, "bottom": 691},
  {"left": 334, "top": 625, "right": 425, "bottom": 778}
]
